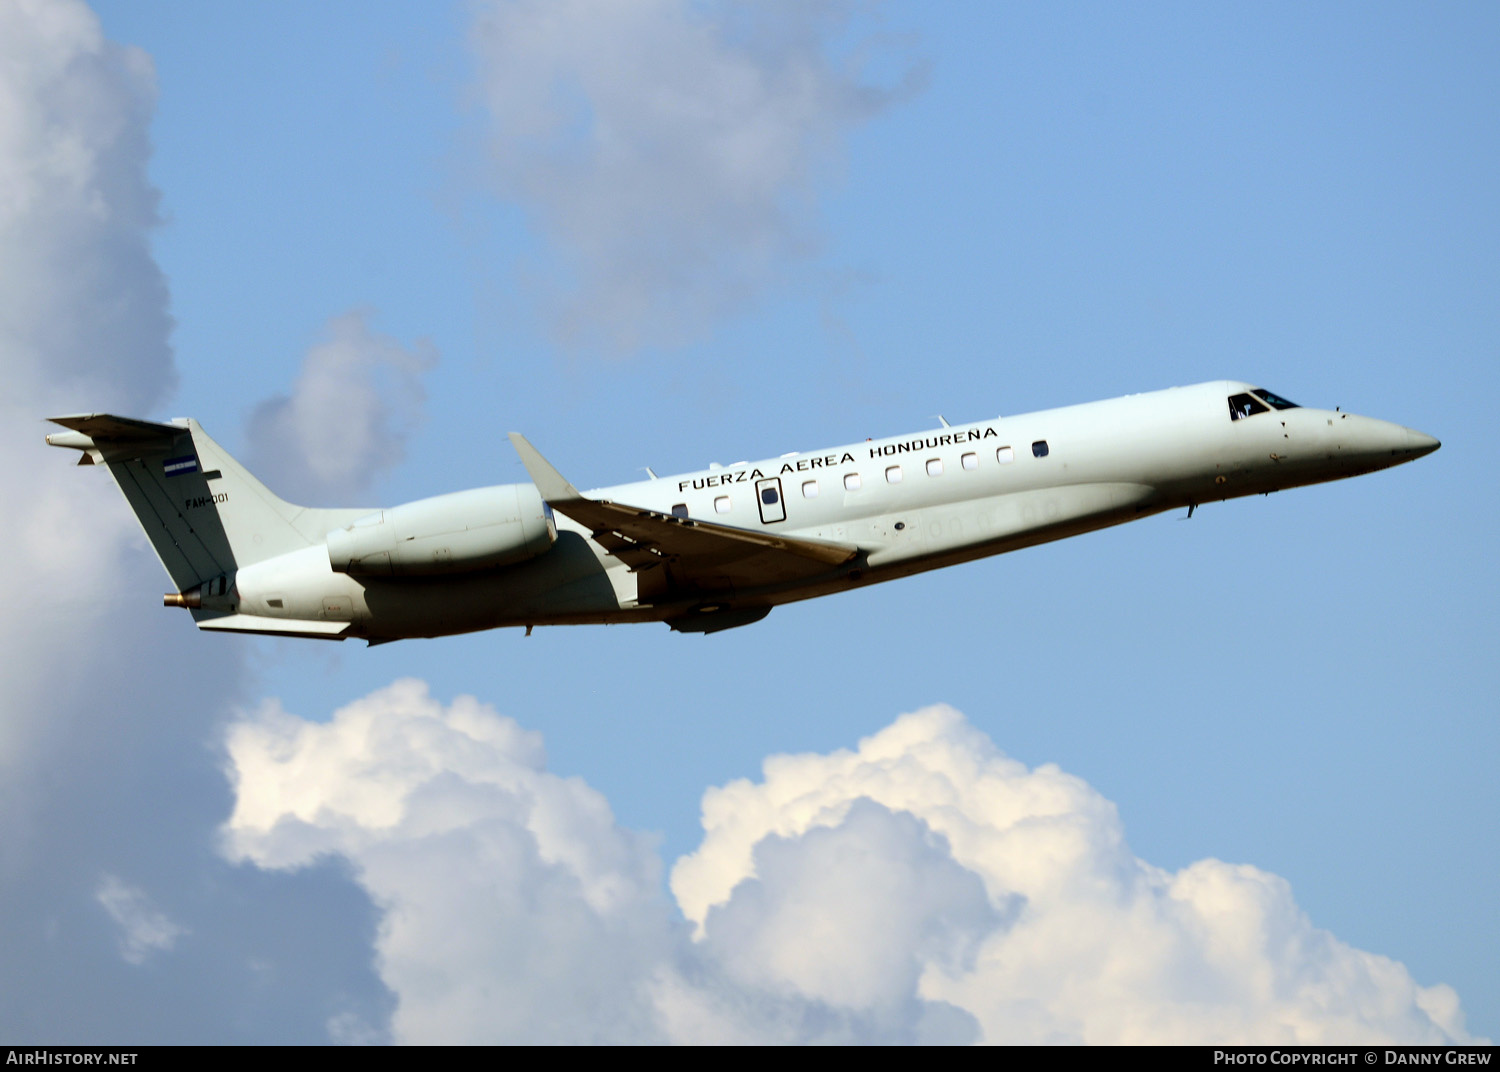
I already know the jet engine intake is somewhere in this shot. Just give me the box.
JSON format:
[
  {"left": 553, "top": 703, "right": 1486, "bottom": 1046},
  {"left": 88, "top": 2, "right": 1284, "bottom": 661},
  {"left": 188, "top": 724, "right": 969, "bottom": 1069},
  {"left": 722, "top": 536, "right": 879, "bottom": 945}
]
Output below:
[{"left": 327, "top": 483, "right": 556, "bottom": 576}]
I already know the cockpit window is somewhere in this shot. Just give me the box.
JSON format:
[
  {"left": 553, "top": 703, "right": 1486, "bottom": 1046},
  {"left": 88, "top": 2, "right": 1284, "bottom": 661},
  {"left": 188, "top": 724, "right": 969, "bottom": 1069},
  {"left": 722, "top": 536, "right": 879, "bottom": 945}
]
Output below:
[
  {"left": 1252, "top": 388, "right": 1299, "bottom": 410},
  {"left": 1228, "top": 393, "right": 1269, "bottom": 421}
]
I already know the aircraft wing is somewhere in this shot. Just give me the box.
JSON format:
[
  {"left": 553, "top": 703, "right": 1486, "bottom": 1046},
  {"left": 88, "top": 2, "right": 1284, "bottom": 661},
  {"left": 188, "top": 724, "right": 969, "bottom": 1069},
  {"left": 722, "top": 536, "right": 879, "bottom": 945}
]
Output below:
[{"left": 509, "top": 434, "right": 859, "bottom": 600}]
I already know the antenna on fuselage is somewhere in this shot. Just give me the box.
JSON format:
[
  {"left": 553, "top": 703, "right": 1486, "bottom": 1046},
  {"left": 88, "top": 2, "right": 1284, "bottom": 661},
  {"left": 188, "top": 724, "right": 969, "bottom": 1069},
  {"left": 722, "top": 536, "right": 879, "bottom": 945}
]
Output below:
[
  {"left": 643, "top": 467, "right": 658, "bottom": 480},
  {"left": 933, "top": 415, "right": 951, "bottom": 428}
]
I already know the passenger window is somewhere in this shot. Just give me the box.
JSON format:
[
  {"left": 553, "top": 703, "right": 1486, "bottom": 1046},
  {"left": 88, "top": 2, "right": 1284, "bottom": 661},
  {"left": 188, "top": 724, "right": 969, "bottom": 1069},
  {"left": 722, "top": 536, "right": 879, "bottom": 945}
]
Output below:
[
  {"left": 844, "top": 473, "right": 862, "bottom": 491},
  {"left": 997, "top": 446, "right": 1014, "bottom": 464},
  {"left": 671, "top": 503, "right": 688, "bottom": 518},
  {"left": 1228, "top": 393, "right": 1269, "bottom": 421},
  {"left": 886, "top": 465, "right": 903, "bottom": 484},
  {"left": 802, "top": 480, "right": 819, "bottom": 498},
  {"left": 961, "top": 452, "right": 977, "bottom": 470},
  {"left": 760, "top": 485, "right": 779, "bottom": 506},
  {"left": 714, "top": 495, "right": 731, "bottom": 514},
  {"left": 926, "top": 458, "right": 943, "bottom": 477},
  {"left": 1032, "top": 440, "right": 1049, "bottom": 458}
]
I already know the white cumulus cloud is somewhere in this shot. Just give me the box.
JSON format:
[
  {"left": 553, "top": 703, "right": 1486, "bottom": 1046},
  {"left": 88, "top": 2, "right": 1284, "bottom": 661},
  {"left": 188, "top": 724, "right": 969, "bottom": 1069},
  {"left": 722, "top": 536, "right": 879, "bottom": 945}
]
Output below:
[
  {"left": 0, "top": 4, "right": 390, "bottom": 1042},
  {"left": 244, "top": 310, "right": 437, "bottom": 505},
  {"left": 468, "top": 0, "right": 923, "bottom": 353},
  {"left": 677, "top": 705, "right": 1478, "bottom": 1045},
  {"left": 0, "top": 0, "right": 172, "bottom": 415},
  {"left": 0, "top": 0, "right": 181, "bottom": 783},
  {"left": 222, "top": 679, "right": 677, "bottom": 1044},
  {"left": 221, "top": 684, "right": 1481, "bottom": 1045}
]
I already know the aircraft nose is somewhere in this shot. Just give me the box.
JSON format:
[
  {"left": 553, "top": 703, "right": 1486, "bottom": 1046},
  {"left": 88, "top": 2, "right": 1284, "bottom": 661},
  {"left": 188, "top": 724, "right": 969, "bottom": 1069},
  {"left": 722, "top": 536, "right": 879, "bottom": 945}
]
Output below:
[
  {"left": 1333, "top": 415, "right": 1440, "bottom": 470},
  {"left": 1405, "top": 428, "right": 1440, "bottom": 459}
]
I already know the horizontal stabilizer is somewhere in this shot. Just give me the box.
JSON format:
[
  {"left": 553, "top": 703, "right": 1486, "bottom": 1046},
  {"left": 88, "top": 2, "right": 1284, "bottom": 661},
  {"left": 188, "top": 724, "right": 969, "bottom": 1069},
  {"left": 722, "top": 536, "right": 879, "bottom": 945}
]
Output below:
[
  {"left": 195, "top": 614, "right": 352, "bottom": 640},
  {"left": 46, "top": 413, "right": 185, "bottom": 444}
]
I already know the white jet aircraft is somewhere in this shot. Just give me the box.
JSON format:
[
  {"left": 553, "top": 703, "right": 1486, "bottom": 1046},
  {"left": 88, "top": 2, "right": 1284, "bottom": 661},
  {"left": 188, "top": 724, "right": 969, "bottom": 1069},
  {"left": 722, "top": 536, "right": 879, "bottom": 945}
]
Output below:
[{"left": 46, "top": 381, "right": 1438, "bottom": 643}]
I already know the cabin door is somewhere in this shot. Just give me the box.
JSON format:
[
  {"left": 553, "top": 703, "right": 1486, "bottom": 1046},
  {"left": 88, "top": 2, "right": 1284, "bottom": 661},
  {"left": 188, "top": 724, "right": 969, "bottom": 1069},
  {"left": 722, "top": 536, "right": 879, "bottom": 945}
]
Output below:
[{"left": 756, "top": 477, "right": 787, "bottom": 524}]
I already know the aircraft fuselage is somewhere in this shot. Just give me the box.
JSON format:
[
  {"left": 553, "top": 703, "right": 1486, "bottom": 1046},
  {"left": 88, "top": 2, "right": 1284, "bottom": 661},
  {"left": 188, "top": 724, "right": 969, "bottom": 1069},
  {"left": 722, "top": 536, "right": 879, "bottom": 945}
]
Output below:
[{"left": 48, "top": 380, "right": 1440, "bottom": 643}]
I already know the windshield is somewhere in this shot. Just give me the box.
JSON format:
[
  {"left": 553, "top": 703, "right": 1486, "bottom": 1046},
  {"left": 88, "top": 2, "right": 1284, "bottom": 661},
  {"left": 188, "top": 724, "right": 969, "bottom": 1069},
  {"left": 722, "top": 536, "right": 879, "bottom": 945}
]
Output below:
[
  {"left": 1252, "top": 388, "right": 1299, "bottom": 410},
  {"left": 1228, "top": 392, "right": 1269, "bottom": 421}
]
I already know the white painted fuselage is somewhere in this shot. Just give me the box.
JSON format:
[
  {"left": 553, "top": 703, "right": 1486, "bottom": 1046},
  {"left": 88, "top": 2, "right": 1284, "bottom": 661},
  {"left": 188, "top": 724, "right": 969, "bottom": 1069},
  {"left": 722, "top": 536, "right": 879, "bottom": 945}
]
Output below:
[
  {"left": 232, "top": 380, "right": 1438, "bottom": 641},
  {"left": 49, "top": 380, "right": 1439, "bottom": 643}
]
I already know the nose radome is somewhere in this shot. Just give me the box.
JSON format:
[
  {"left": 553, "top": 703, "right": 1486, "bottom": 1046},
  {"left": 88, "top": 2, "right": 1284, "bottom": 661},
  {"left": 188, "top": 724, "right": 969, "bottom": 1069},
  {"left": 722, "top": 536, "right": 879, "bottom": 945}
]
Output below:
[
  {"left": 1338, "top": 415, "right": 1439, "bottom": 465},
  {"left": 1405, "top": 429, "right": 1440, "bottom": 458}
]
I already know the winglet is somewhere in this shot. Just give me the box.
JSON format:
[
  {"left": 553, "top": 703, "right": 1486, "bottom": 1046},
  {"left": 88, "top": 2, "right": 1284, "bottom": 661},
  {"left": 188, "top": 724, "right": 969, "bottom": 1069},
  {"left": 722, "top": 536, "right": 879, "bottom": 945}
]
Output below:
[{"left": 508, "top": 433, "right": 585, "bottom": 503}]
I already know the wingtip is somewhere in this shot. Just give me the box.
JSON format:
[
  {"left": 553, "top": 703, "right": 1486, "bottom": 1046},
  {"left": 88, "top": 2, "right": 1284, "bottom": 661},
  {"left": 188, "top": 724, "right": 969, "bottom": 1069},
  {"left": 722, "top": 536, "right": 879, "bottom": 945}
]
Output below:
[{"left": 508, "top": 433, "right": 583, "bottom": 502}]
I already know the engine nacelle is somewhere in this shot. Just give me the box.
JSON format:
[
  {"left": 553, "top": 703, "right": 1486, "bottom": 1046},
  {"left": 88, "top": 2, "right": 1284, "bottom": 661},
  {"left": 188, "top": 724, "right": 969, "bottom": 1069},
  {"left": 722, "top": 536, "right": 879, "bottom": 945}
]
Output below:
[{"left": 327, "top": 483, "right": 556, "bottom": 576}]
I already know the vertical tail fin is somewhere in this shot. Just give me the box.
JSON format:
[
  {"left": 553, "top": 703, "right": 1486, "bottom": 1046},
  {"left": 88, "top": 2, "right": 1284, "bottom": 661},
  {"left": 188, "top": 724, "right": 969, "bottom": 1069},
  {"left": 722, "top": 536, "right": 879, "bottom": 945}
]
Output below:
[{"left": 46, "top": 414, "right": 362, "bottom": 593}]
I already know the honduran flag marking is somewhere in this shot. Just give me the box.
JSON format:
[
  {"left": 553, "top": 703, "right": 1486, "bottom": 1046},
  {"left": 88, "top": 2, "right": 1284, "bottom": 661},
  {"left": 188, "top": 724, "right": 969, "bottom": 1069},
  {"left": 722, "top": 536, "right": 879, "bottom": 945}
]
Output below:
[{"left": 163, "top": 455, "right": 200, "bottom": 477}]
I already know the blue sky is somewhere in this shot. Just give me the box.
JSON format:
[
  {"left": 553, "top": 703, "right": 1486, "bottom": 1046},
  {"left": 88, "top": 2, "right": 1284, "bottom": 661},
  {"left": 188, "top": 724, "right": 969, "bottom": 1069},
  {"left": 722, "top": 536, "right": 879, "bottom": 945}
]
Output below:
[{"left": 2, "top": 0, "right": 1495, "bottom": 1043}]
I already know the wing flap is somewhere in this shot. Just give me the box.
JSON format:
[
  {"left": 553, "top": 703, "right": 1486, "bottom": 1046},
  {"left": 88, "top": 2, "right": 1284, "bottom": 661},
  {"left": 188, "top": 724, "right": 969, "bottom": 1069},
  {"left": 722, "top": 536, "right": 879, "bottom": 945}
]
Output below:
[{"left": 559, "top": 497, "right": 858, "bottom": 566}]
